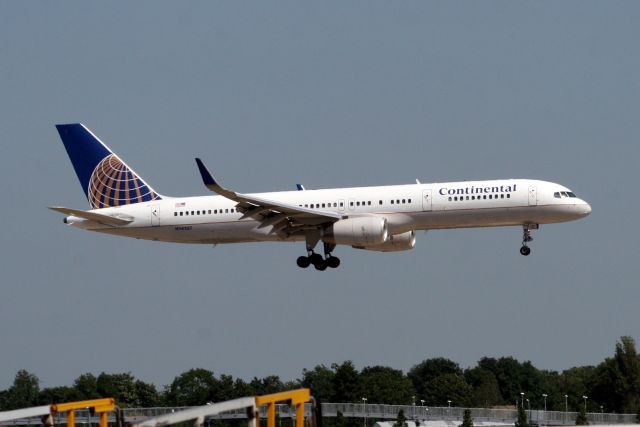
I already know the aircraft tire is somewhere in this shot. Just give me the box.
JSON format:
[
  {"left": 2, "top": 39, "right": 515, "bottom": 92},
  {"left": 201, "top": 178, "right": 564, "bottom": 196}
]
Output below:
[
  {"left": 309, "top": 253, "right": 324, "bottom": 266},
  {"left": 326, "top": 256, "right": 340, "bottom": 268},
  {"left": 520, "top": 246, "right": 531, "bottom": 256},
  {"left": 297, "top": 256, "right": 311, "bottom": 268},
  {"left": 314, "top": 261, "right": 328, "bottom": 271}
]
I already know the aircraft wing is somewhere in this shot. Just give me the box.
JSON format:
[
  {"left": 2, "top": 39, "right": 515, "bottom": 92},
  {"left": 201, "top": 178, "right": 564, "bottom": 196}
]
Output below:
[
  {"left": 48, "top": 206, "right": 134, "bottom": 226},
  {"left": 195, "top": 158, "right": 341, "bottom": 233}
]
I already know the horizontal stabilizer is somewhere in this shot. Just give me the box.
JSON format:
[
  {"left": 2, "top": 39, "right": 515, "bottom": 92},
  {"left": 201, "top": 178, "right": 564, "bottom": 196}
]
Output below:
[{"left": 48, "top": 206, "right": 133, "bottom": 226}]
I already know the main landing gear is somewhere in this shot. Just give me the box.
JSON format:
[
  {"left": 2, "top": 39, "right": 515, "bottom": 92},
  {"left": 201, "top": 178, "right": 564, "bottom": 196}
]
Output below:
[
  {"left": 296, "top": 237, "right": 341, "bottom": 270},
  {"left": 520, "top": 223, "right": 538, "bottom": 256}
]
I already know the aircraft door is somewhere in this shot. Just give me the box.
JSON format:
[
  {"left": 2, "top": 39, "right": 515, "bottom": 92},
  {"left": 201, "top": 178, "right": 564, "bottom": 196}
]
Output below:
[
  {"left": 151, "top": 205, "right": 160, "bottom": 226},
  {"left": 422, "top": 189, "right": 433, "bottom": 211},
  {"left": 528, "top": 186, "right": 537, "bottom": 206}
]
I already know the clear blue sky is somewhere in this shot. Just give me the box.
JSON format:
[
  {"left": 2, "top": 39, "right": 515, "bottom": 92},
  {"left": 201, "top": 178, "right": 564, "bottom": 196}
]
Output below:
[{"left": 1, "top": 1, "right": 639, "bottom": 389}]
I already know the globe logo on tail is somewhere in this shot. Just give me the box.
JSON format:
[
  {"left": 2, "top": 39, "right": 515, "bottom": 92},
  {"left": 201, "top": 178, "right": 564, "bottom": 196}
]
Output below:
[{"left": 87, "top": 154, "right": 160, "bottom": 209}]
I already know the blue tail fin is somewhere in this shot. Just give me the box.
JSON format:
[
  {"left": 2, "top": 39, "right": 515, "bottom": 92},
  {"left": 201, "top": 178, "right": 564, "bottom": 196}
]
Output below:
[{"left": 56, "top": 123, "right": 162, "bottom": 209}]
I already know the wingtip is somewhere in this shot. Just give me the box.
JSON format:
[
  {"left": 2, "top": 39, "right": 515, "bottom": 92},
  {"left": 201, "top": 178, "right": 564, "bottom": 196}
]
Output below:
[{"left": 195, "top": 158, "right": 217, "bottom": 186}]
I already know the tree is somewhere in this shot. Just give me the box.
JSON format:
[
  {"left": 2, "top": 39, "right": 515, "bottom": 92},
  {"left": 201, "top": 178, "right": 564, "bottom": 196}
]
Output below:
[
  {"left": 358, "top": 366, "right": 415, "bottom": 405},
  {"left": 302, "top": 365, "right": 335, "bottom": 403},
  {"left": 97, "top": 373, "right": 139, "bottom": 407},
  {"left": 332, "top": 361, "right": 360, "bottom": 403},
  {"left": 514, "top": 404, "right": 529, "bottom": 427},
  {"left": 464, "top": 368, "right": 502, "bottom": 407},
  {"left": 613, "top": 336, "right": 640, "bottom": 413},
  {"left": 460, "top": 409, "right": 473, "bottom": 427},
  {"left": 409, "top": 358, "right": 462, "bottom": 400},
  {"left": 166, "top": 368, "right": 217, "bottom": 406},
  {"left": 38, "top": 386, "right": 80, "bottom": 404},
  {"left": 5, "top": 370, "right": 40, "bottom": 410},
  {"left": 575, "top": 405, "right": 588, "bottom": 425},
  {"left": 422, "top": 374, "right": 472, "bottom": 407},
  {"left": 73, "top": 373, "right": 99, "bottom": 400},
  {"left": 394, "top": 409, "right": 407, "bottom": 427}
]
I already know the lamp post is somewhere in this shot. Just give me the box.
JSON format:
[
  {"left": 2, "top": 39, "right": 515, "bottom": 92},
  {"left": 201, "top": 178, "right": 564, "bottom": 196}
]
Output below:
[
  {"left": 564, "top": 395, "right": 568, "bottom": 424},
  {"left": 362, "top": 397, "right": 367, "bottom": 427},
  {"left": 447, "top": 400, "right": 451, "bottom": 416},
  {"left": 526, "top": 399, "right": 530, "bottom": 423},
  {"left": 421, "top": 400, "right": 425, "bottom": 407},
  {"left": 582, "top": 396, "right": 588, "bottom": 412},
  {"left": 542, "top": 394, "right": 547, "bottom": 412},
  {"left": 520, "top": 392, "right": 525, "bottom": 408}
]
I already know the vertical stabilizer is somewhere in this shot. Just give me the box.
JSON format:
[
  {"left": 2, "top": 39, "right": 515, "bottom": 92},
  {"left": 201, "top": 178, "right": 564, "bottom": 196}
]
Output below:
[{"left": 55, "top": 123, "right": 162, "bottom": 209}]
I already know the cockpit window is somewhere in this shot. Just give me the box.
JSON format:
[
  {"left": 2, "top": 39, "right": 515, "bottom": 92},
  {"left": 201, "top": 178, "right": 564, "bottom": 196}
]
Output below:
[{"left": 555, "top": 191, "right": 578, "bottom": 198}]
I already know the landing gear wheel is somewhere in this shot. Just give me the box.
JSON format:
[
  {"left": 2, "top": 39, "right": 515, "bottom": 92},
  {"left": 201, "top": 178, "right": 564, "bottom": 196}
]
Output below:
[
  {"left": 520, "top": 246, "right": 531, "bottom": 256},
  {"left": 314, "top": 261, "right": 328, "bottom": 271},
  {"left": 326, "top": 256, "right": 341, "bottom": 269},
  {"left": 309, "top": 253, "right": 324, "bottom": 266},
  {"left": 296, "top": 256, "right": 311, "bottom": 268}
]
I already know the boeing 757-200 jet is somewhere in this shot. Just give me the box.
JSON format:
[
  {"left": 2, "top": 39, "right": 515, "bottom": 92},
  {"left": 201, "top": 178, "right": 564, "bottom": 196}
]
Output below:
[{"left": 50, "top": 124, "right": 592, "bottom": 270}]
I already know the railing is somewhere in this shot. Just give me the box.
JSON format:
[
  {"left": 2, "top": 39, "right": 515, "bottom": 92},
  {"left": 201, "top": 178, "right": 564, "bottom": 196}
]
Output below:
[{"left": 2, "top": 403, "right": 637, "bottom": 426}]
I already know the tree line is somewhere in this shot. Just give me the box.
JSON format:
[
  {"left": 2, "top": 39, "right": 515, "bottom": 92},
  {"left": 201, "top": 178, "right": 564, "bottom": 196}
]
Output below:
[{"left": 1, "top": 336, "right": 639, "bottom": 416}]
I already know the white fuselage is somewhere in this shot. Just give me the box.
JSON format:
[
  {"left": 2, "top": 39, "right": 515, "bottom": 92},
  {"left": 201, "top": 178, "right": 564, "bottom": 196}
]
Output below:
[{"left": 65, "top": 179, "right": 591, "bottom": 245}]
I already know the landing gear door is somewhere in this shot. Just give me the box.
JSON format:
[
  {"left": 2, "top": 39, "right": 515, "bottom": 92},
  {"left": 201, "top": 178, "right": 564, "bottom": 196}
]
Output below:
[
  {"left": 528, "top": 186, "right": 537, "bottom": 206},
  {"left": 422, "top": 189, "right": 433, "bottom": 211},
  {"left": 151, "top": 205, "right": 160, "bottom": 226}
]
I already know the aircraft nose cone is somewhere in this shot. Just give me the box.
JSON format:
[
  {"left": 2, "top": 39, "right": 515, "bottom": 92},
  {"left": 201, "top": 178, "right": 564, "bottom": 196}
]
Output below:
[{"left": 580, "top": 201, "right": 592, "bottom": 216}]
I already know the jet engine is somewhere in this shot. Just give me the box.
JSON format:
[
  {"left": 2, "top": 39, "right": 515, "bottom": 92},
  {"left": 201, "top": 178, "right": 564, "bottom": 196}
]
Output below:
[
  {"left": 322, "top": 216, "right": 388, "bottom": 246},
  {"left": 353, "top": 230, "right": 416, "bottom": 252}
]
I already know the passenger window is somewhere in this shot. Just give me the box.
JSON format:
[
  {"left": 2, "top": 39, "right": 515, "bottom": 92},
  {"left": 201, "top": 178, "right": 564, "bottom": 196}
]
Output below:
[
  {"left": 483, "top": 195, "right": 487, "bottom": 200},
  {"left": 225, "top": 209, "right": 229, "bottom": 213},
  {"left": 448, "top": 197, "right": 452, "bottom": 201},
  {"left": 322, "top": 203, "right": 326, "bottom": 208},
  {"left": 379, "top": 200, "right": 383, "bottom": 205},
  {"left": 466, "top": 196, "right": 469, "bottom": 200},
  {"left": 334, "top": 203, "right": 337, "bottom": 207},
  {"left": 396, "top": 199, "right": 400, "bottom": 204},
  {"left": 500, "top": 194, "right": 504, "bottom": 199},
  {"left": 180, "top": 212, "right": 183, "bottom": 216},
  {"left": 368, "top": 201, "right": 371, "bottom": 206},
  {"left": 454, "top": 197, "right": 458, "bottom": 201},
  {"left": 391, "top": 200, "right": 394, "bottom": 204},
  {"left": 174, "top": 212, "right": 177, "bottom": 216},
  {"left": 472, "top": 196, "right": 475, "bottom": 200},
  {"left": 186, "top": 211, "right": 189, "bottom": 216},
  {"left": 408, "top": 199, "right": 411, "bottom": 203},
  {"left": 191, "top": 211, "right": 194, "bottom": 215},
  {"left": 402, "top": 199, "right": 406, "bottom": 204},
  {"left": 356, "top": 201, "right": 360, "bottom": 206},
  {"left": 350, "top": 202, "right": 354, "bottom": 206},
  {"left": 340, "top": 202, "right": 344, "bottom": 207},
  {"left": 305, "top": 204, "right": 308, "bottom": 208},
  {"left": 507, "top": 194, "right": 510, "bottom": 198}
]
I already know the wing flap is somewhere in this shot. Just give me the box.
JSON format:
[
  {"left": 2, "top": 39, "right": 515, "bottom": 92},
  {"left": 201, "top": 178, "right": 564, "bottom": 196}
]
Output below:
[{"left": 48, "top": 206, "right": 133, "bottom": 226}]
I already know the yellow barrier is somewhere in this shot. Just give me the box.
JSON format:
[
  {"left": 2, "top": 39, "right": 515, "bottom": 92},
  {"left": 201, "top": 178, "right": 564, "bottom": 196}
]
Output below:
[
  {"left": 51, "top": 398, "right": 115, "bottom": 427},
  {"left": 255, "top": 389, "right": 311, "bottom": 427}
]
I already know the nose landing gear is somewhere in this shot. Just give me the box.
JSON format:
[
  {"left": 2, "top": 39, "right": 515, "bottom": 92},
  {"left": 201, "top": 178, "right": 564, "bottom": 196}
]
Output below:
[{"left": 520, "top": 223, "right": 538, "bottom": 256}]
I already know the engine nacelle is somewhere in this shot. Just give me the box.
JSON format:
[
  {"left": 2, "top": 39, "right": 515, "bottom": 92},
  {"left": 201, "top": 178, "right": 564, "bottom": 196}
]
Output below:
[
  {"left": 353, "top": 230, "right": 416, "bottom": 252},
  {"left": 322, "top": 216, "right": 388, "bottom": 246}
]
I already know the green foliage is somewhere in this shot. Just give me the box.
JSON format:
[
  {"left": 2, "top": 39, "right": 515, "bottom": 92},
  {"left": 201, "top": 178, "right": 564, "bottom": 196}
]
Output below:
[
  {"left": 635, "top": 407, "right": 640, "bottom": 424},
  {"left": 409, "top": 358, "right": 462, "bottom": 401},
  {"left": 4, "top": 370, "right": 40, "bottom": 410},
  {"left": 422, "top": 373, "right": 472, "bottom": 407},
  {"left": 575, "top": 405, "right": 589, "bottom": 425},
  {"left": 38, "top": 386, "right": 80, "bottom": 404},
  {"left": 464, "top": 368, "right": 502, "bottom": 407},
  {"left": 460, "top": 409, "right": 473, "bottom": 427},
  {"left": 394, "top": 409, "right": 407, "bottom": 427},
  {"left": 302, "top": 365, "right": 335, "bottom": 403},
  {"left": 73, "top": 373, "right": 99, "bottom": 400},
  {"left": 165, "top": 368, "right": 217, "bottom": 406},
  {"left": 359, "top": 366, "right": 414, "bottom": 404},
  {"left": 514, "top": 403, "right": 529, "bottom": 427},
  {"left": 332, "top": 361, "right": 360, "bottom": 403}
]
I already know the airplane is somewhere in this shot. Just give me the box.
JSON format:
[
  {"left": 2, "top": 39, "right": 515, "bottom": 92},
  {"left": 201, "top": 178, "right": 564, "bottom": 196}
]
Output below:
[{"left": 50, "top": 123, "right": 592, "bottom": 270}]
